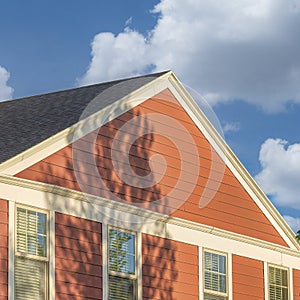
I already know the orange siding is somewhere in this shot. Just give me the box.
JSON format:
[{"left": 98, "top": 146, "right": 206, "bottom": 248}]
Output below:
[
  {"left": 232, "top": 255, "right": 264, "bottom": 299},
  {"left": 294, "top": 269, "right": 300, "bottom": 300},
  {"left": 55, "top": 213, "right": 102, "bottom": 300},
  {"left": 0, "top": 199, "right": 8, "bottom": 300},
  {"left": 16, "top": 88, "right": 287, "bottom": 246},
  {"left": 142, "top": 234, "right": 198, "bottom": 300}
]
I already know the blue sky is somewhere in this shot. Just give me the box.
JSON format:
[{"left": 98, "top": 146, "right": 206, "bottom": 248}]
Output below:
[{"left": 1, "top": 0, "right": 300, "bottom": 231}]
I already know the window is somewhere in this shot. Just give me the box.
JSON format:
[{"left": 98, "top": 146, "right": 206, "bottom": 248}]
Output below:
[
  {"left": 203, "top": 250, "right": 228, "bottom": 300},
  {"left": 108, "top": 228, "right": 137, "bottom": 300},
  {"left": 269, "top": 266, "right": 289, "bottom": 300},
  {"left": 15, "top": 206, "right": 48, "bottom": 300}
]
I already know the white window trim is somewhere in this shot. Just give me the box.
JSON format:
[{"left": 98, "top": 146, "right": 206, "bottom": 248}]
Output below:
[
  {"left": 266, "top": 263, "right": 290, "bottom": 300},
  {"left": 106, "top": 225, "right": 142, "bottom": 300},
  {"left": 49, "top": 210, "right": 55, "bottom": 300},
  {"left": 227, "top": 252, "right": 233, "bottom": 300},
  {"left": 102, "top": 223, "right": 108, "bottom": 300},
  {"left": 203, "top": 248, "right": 229, "bottom": 299},
  {"left": 289, "top": 268, "right": 294, "bottom": 300},
  {"left": 8, "top": 200, "right": 15, "bottom": 300},
  {"left": 199, "top": 246, "right": 204, "bottom": 300},
  {"left": 8, "top": 201, "right": 55, "bottom": 300}
]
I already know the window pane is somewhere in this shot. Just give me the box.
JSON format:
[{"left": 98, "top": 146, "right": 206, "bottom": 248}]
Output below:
[
  {"left": 275, "top": 268, "right": 281, "bottom": 285},
  {"left": 282, "top": 287, "right": 288, "bottom": 300},
  {"left": 109, "top": 229, "right": 135, "bottom": 275},
  {"left": 37, "top": 213, "right": 47, "bottom": 234},
  {"left": 219, "top": 274, "right": 226, "bottom": 293},
  {"left": 37, "top": 235, "right": 47, "bottom": 257},
  {"left": 211, "top": 254, "right": 219, "bottom": 272},
  {"left": 211, "top": 273, "right": 219, "bottom": 291},
  {"left": 109, "top": 275, "right": 135, "bottom": 300},
  {"left": 16, "top": 208, "right": 47, "bottom": 257},
  {"left": 204, "top": 252, "right": 212, "bottom": 271},
  {"left": 204, "top": 251, "right": 227, "bottom": 295},
  {"left": 281, "top": 270, "right": 288, "bottom": 286},
  {"left": 15, "top": 257, "right": 47, "bottom": 300},
  {"left": 126, "top": 253, "right": 135, "bottom": 274},
  {"left": 16, "top": 208, "right": 27, "bottom": 253},
  {"left": 27, "top": 234, "right": 38, "bottom": 255},
  {"left": 219, "top": 256, "right": 226, "bottom": 274},
  {"left": 204, "top": 271, "right": 212, "bottom": 290},
  {"left": 269, "top": 266, "right": 289, "bottom": 300}
]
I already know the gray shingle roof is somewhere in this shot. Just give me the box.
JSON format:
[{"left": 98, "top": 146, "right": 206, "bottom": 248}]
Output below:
[{"left": 0, "top": 71, "right": 169, "bottom": 164}]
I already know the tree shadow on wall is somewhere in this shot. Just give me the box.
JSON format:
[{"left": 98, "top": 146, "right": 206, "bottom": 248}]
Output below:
[{"left": 15, "top": 107, "right": 181, "bottom": 299}]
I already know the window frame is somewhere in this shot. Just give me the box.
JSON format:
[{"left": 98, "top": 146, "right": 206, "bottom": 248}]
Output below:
[
  {"left": 203, "top": 248, "right": 228, "bottom": 299},
  {"left": 107, "top": 226, "right": 138, "bottom": 299},
  {"left": 267, "top": 264, "right": 289, "bottom": 300},
  {"left": 14, "top": 204, "right": 49, "bottom": 300}
]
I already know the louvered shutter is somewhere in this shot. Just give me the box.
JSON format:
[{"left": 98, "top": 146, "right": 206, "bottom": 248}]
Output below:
[{"left": 15, "top": 207, "right": 48, "bottom": 300}]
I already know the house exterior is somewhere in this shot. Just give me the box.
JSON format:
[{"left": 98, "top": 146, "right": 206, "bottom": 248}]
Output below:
[{"left": 0, "top": 70, "right": 299, "bottom": 300}]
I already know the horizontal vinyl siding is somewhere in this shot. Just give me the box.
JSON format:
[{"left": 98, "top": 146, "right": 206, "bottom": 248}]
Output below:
[
  {"left": 0, "top": 200, "right": 8, "bottom": 300},
  {"left": 232, "top": 255, "right": 264, "bottom": 299},
  {"left": 142, "top": 233, "right": 198, "bottom": 300},
  {"left": 293, "top": 269, "right": 300, "bottom": 300},
  {"left": 55, "top": 213, "right": 102, "bottom": 300},
  {"left": 16, "top": 89, "right": 287, "bottom": 246}
]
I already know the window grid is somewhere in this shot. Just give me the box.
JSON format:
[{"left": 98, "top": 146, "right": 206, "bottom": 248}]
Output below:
[
  {"left": 269, "top": 266, "right": 289, "bottom": 300},
  {"left": 108, "top": 227, "right": 137, "bottom": 300},
  {"left": 16, "top": 207, "right": 48, "bottom": 259},
  {"left": 15, "top": 206, "right": 49, "bottom": 300},
  {"left": 204, "top": 250, "right": 228, "bottom": 300}
]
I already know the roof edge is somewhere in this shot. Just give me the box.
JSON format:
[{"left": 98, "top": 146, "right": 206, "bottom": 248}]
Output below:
[{"left": 0, "top": 70, "right": 171, "bottom": 104}]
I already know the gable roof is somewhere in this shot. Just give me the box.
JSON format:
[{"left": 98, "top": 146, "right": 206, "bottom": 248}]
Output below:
[
  {"left": 0, "top": 71, "right": 168, "bottom": 164},
  {"left": 0, "top": 70, "right": 299, "bottom": 251}
]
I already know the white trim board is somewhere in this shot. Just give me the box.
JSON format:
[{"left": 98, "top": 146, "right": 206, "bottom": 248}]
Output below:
[{"left": 1, "top": 175, "right": 300, "bottom": 270}]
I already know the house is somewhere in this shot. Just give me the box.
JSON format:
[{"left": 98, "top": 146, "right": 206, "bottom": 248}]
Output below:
[{"left": 0, "top": 70, "right": 299, "bottom": 300}]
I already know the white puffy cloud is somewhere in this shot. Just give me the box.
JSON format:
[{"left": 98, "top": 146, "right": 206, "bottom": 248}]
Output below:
[
  {"left": 255, "top": 139, "right": 300, "bottom": 209},
  {"left": 79, "top": 28, "right": 151, "bottom": 85},
  {"left": 0, "top": 66, "right": 13, "bottom": 101},
  {"left": 79, "top": 0, "right": 300, "bottom": 112},
  {"left": 283, "top": 215, "right": 300, "bottom": 233}
]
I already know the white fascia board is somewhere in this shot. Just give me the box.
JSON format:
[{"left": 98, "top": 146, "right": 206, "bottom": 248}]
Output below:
[
  {"left": 0, "top": 72, "right": 172, "bottom": 176},
  {"left": 167, "top": 73, "right": 299, "bottom": 251},
  {"left": 1, "top": 174, "right": 300, "bottom": 269}
]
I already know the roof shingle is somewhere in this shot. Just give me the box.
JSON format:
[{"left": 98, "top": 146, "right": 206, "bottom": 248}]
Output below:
[{"left": 0, "top": 71, "right": 168, "bottom": 164}]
